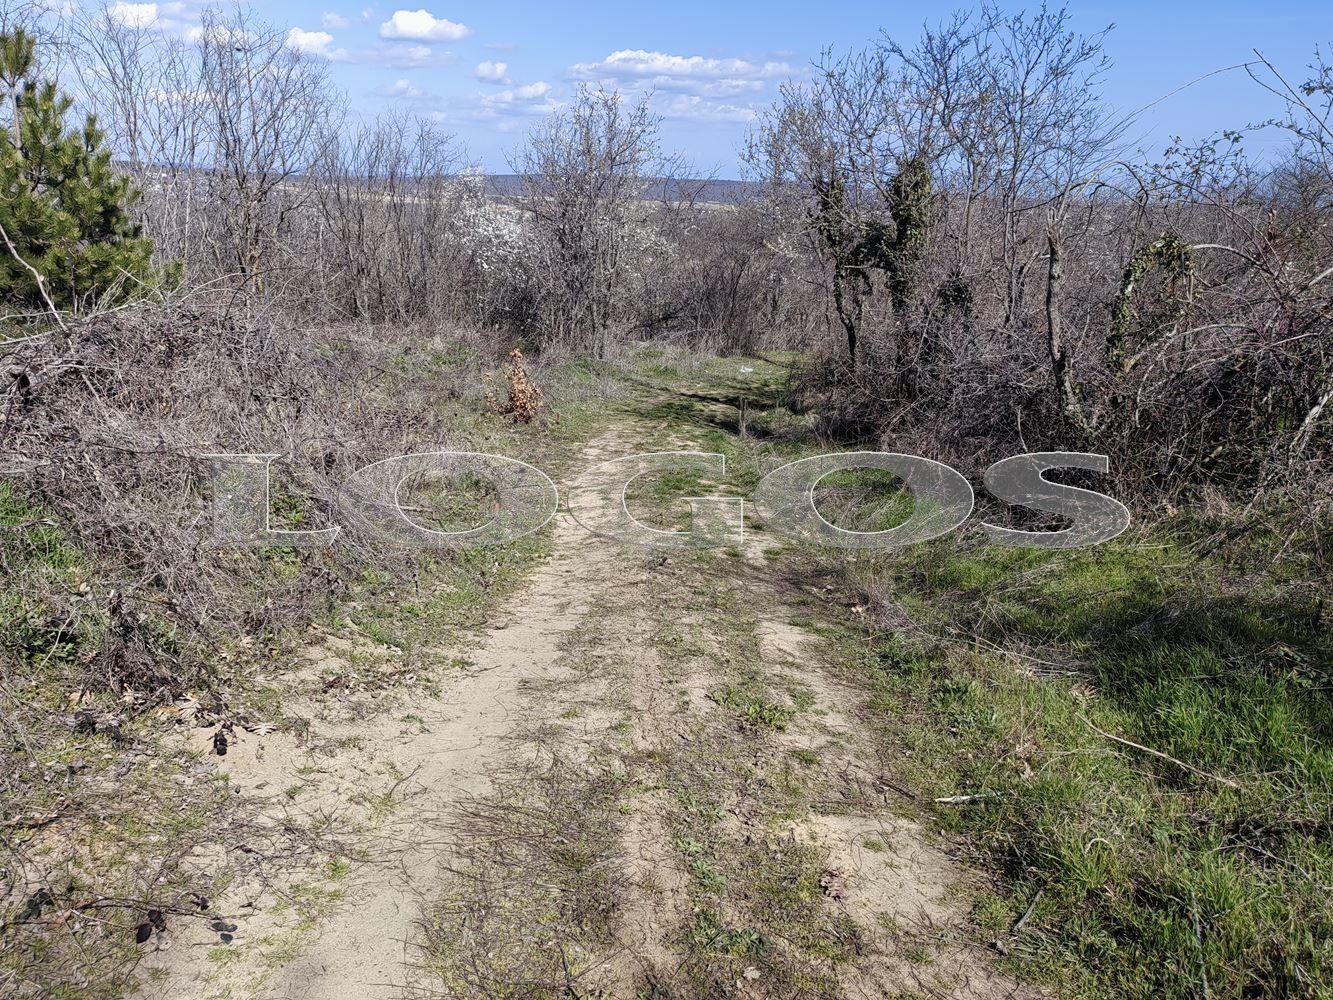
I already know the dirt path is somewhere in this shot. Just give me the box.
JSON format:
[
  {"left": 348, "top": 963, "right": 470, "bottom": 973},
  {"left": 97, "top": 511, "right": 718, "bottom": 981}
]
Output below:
[
  {"left": 138, "top": 429, "right": 634, "bottom": 1000},
  {"left": 138, "top": 419, "right": 1034, "bottom": 1000},
  {"left": 257, "top": 456, "right": 631, "bottom": 1000}
]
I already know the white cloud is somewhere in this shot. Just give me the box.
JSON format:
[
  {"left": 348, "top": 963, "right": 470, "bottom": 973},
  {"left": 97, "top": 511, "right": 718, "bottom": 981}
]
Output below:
[
  {"left": 635, "top": 76, "right": 767, "bottom": 98},
  {"left": 434, "top": 79, "right": 557, "bottom": 127},
  {"left": 379, "top": 9, "right": 470, "bottom": 42},
  {"left": 108, "top": 2, "right": 160, "bottom": 27},
  {"left": 511, "top": 81, "right": 549, "bottom": 100},
  {"left": 185, "top": 23, "right": 252, "bottom": 46},
  {"left": 566, "top": 48, "right": 789, "bottom": 125},
  {"left": 387, "top": 78, "right": 426, "bottom": 99},
  {"left": 474, "top": 60, "right": 510, "bottom": 84},
  {"left": 377, "top": 43, "right": 443, "bottom": 67},
  {"left": 286, "top": 27, "right": 348, "bottom": 60},
  {"left": 568, "top": 49, "right": 790, "bottom": 83},
  {"left": 481, "top": 81, "right": 556, "bottom": 118},
  {"left": 655, "top": 94, "right": 757, "bottom": 123},
  {"left": 105, "top": 1, "right": 188, "bottom": 33},
  {"left": 335, "top": 42, "right": 448, "bottom": 68},
  {"left": 321, "top": 12, "right": 350, "bottom": 29}
]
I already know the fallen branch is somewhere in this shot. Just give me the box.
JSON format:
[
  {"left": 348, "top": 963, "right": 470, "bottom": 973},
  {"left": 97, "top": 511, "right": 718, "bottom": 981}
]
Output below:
[
  {"left": 0, "top": 220, "right": 66, "bottom": 334},
  {"left": 0, "top": 518, "right": 57, "bottom": 532},
  {"left": 1013, "top": 887, "right": 1043, "bottom": 934},
  {"left": 1077, "top": 714, "right": 1242, "bottom": 789},
  {"left": 934, "top": 792, "right": 997, "bottom": 805}
]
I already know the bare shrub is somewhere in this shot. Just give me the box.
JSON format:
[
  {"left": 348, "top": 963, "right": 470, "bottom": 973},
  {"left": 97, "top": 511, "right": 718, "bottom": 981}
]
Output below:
[
  {"left": 512, "top": 86, "right": 675, "bottom": 358},
  {"left": 0, "top": 305, "right": 520, "bottom": 696},
  {"left": 750, "top": 6, "right": 1330, "bottom": 513},
  {"left": 307, "top": 111, "right": 472, "bottom": 324}
]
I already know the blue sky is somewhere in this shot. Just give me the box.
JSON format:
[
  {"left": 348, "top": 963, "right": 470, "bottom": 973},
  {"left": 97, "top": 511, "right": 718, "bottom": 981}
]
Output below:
[{"left": 108, "top": 1, "right": 1332, "bottom": 175}]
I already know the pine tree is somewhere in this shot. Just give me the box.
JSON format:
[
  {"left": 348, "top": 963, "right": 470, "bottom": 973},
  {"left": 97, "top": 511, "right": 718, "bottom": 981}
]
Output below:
[{"left": 0, "top": 29, "right": 170, "bottom": 315}]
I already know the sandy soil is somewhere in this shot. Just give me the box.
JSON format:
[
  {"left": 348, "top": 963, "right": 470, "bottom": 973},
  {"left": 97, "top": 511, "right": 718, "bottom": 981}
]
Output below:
[{"left": 135, "top": 425, "right": 1035, "bottom": 1000}]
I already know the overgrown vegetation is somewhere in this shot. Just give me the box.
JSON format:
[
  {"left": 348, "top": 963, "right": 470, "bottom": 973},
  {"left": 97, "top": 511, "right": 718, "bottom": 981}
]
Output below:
[
  {"left": 628, "top": 351, "right": 1332, "bottom": 1000},
  {"left": 0, "top": 1, "right": 1328, "bottom": 997}
]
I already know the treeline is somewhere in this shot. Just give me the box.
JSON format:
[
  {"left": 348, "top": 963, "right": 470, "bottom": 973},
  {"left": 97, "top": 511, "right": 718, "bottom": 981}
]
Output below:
[
  {"left": 2, "top": 2, "right": 1331, "bottom": 511},
  {"left": 748, "top": 7, "right": 1333, "bottom": 508}
]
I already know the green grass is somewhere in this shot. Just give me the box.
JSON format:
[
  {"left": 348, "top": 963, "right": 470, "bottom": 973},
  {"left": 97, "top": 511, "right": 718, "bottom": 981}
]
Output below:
[
  {"left": 708, "top": 683, "right": 797, "bottom": 730},
  {"left": 0, "top": 482, "right": 90, "bottom": 667},
  {"left": 624, "top": 348, "right": 1333, "bottom": 1000},
  {"left": 845, "top": 533, "right": 1333, "bottom": 1000}
]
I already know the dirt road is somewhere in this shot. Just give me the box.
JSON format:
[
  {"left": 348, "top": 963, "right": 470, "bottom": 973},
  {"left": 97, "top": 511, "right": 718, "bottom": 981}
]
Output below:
[{"left": 138, "top": 421, "right": 1030, "bottom": 1000}]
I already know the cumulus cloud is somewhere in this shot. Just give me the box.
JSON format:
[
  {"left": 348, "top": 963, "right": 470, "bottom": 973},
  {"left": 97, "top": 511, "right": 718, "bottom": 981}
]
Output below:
[
  {"left": 286, "top": 27, "right": 348, "bottom": 60},
  {"left": 433, "top": 79, "right": 556, "bottom": 129},
  {"left": 566, "top": 48, "right": 790, "bottom": 127},
  {"left": 476, "top": 80, "right": 552, "bottom": 112},
  {"left": 474, "top": 60, "right": 510, "bottom": 84},
  {"left": 106, "top": 2, "right": 184, "bottom": 28},
  {"left": 321, "top": 12, "right": 350, "bottom": 29},
  {"left": 655, "top": 93, "right": 757, "bottom": 123},
  {"left": 568, "top": 49, "right": 790, "bottom": 83},
  {"left": 379, "top": 9, "right": 470, "bottom": 42},
  {"left": 387, "top": 78, "right": 426, "bottom": 98},
  {"left": 511, "top": 81, "right": 550, "bottom": 100}
]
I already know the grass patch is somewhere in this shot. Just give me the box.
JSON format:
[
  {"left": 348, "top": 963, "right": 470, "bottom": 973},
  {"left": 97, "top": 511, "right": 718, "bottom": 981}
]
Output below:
[
  {"left": 708, "top": 684, "right": 797, "bottom": 731},
  {"left": 836, "top": 533, "right": 1333, "bottom": 1000},
  {"left": 629, "top": 353, "right": 1333, "bottom": 1000}
]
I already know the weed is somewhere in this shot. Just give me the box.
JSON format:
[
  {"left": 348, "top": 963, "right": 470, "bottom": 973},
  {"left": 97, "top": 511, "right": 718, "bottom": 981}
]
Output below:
[{"left": 709, "top": 685, "right": 796, "bottom": 730}]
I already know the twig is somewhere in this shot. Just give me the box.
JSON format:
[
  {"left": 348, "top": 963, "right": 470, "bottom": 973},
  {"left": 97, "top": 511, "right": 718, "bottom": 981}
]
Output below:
[
  {"left": 0, "top": 220, "right": 66, "bottom": 333},
  {"left": 0, "top": 329, "right": 53, "bottom": 345},
  {"left": 1076, "top": 714, "right": 1242, "bottom": 789},
  {"left": 1013, "top": 887, "right": 1043, "bottom": 934},
  {"left": 875, "top": 775, "right": 917, "bottom": 801},
  {"left": 934, "top": 792, "right": 996, "bottom": 805},
  {"left": 0, "top": 518, "right": 56, "bottom": 531},
  {"left": 1192, "top": 899, "right": 1213, "bottom": 1000}
]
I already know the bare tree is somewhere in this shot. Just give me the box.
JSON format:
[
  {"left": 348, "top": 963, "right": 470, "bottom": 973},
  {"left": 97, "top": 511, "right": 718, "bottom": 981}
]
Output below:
[
  {"left": 513, "top": 86, "right": 670, "bottom": 358},
  {"left": 68, "top": 4, "right": 338, "bottom": 302},
  {"left": 194, "top": 6, "right": 336, "bottom": 299},
  {"left": 68, "top": 5, "right": 205, "bottom": 271},
  {"left": 311, "top": 110, "right": 467, "bottom": 323}
]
